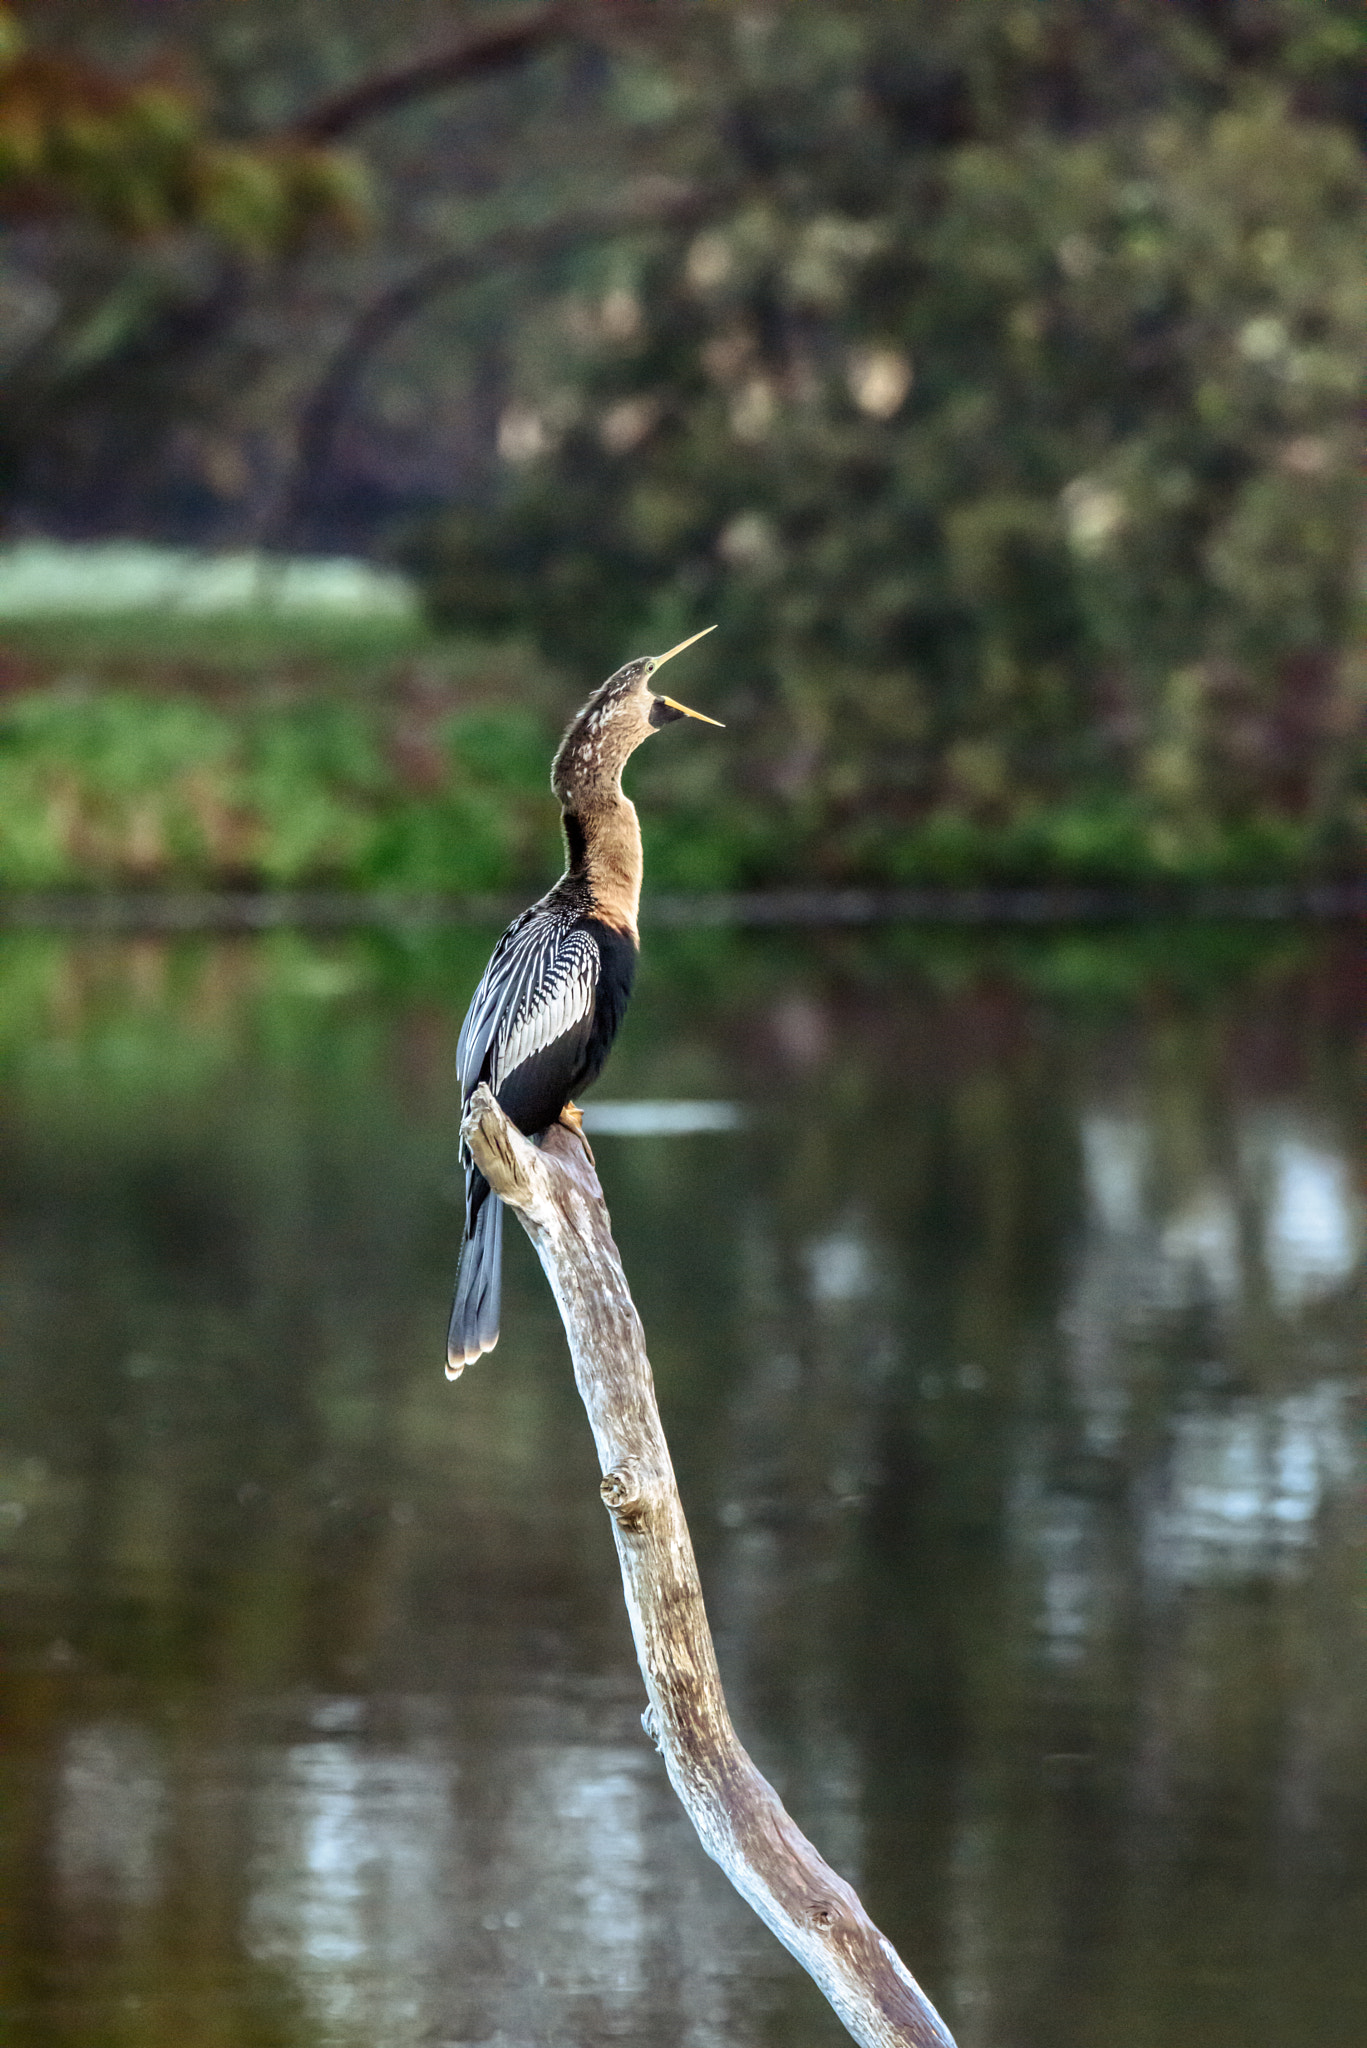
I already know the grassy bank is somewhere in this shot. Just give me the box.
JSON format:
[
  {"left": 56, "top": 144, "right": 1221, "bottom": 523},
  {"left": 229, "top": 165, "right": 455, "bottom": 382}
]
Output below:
[
  {"left": 0, "top": 616, "right": 1363, "bottom": 895},
  {"left": 0, "top": 621, "right": 566, "bottom": 893}
]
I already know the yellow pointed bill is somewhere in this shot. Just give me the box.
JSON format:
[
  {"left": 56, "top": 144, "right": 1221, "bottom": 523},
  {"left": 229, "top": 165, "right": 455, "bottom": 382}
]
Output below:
[
  {"left": 649, "top": 625, "right": 722, "bottom": 723},
  {"left": 650, "top": 624, "right": 716, "bottom": 672},
  {"left": 656, "top": 694, "right": 724, "bottom": 726}
]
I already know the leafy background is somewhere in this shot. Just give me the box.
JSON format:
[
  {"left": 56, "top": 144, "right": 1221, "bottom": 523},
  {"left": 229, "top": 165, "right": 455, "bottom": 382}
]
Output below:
[{"left": 1, "top": 1, "right": 1364, "bottom": 889}]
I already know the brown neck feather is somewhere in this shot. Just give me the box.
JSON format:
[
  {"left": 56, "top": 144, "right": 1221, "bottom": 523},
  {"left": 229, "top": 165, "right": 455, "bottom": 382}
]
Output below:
[
  {"left": 552, "top": 688, "right": 651, "bottom": 941},
  {"left": 561, "top": 792, "right": 642, "bottom": 939}
]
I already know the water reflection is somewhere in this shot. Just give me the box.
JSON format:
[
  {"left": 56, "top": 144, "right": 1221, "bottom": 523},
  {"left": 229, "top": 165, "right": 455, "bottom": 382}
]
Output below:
[
  {"left": 1256, "top": 1125, "right": 1362, "bottom": 1309},
  {"left": 246, "top": 1714, "right": 455, "bottom": 2042},
  {"left": 0, "top": 925, "right": 1363, "bottom": 2048},
  {"left": 55, "top": 1722, "right": 167, "bottom": 1915},
  {"left": 1148, "top": 1384, "right": 1355, "bottom": 1583},
  {"left": 1063, "top": 1095, "right": 1362, "bottom": 1592},
  {"left": 581, "top": 1100, "right": 743, "bottom": 1135}
]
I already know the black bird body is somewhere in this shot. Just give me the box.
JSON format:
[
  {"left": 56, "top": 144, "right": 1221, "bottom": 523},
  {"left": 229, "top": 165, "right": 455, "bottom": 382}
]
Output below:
[
  {"left": 447, "top": 632, "right": 720, "bottom": 1374},
  {"left": 459, "top": 897, "right": 638, "bottom": 1147}
]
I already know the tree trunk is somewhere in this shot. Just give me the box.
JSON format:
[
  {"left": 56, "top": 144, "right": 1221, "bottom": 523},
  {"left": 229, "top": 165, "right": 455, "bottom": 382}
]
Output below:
[{"left": 456, "top": 1084, "right": 956, "bottom": 2048}]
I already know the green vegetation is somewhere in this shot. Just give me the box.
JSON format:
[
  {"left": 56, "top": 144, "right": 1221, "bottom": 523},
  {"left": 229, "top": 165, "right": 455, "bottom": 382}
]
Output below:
[
  {"left": 404, "top": 5, "right": 1367, "bottom": 884},
  {"left": 0, "top": 3, "right": 366, "bottom": 246},
  {"left": 0, "top": 627, "right": 1360, "bottom": 892},
  {"left": 0, "top": 4, "right": 1363, "bottom": 893},
  {"left": 0, "top": 630, "right": 570, "bottom": 893}
]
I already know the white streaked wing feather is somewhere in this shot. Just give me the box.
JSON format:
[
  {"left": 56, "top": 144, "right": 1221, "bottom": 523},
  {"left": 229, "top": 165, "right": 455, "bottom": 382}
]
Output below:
[
  {"left": 457, "top": 908, "right": 548, "bottom": 1098},
  {"left": 456, "top": 918, "right": 515, "bottom": 1089},
  {"left": 457, "top": 908, "right": 598, "bottom": 1117},
  {"left": 492, "top": 928, "right": 597, "bottom": 1090}
]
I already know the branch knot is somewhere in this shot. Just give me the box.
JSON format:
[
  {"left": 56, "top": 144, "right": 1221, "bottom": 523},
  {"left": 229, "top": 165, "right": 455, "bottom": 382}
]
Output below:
[{"left": 600, "top": 1465, "right": 647, "bottom": 1528}]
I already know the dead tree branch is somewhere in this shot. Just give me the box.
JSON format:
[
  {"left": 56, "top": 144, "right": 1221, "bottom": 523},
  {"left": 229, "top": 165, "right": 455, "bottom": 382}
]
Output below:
[{"left": 457, "top": 1083, "right": 956, "bottom": 2048}]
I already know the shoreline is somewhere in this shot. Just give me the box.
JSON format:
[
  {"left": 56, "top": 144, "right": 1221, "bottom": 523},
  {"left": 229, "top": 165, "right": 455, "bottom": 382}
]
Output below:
[{"left": 1, "top": 881, "right": 1364, "bottom": 932}]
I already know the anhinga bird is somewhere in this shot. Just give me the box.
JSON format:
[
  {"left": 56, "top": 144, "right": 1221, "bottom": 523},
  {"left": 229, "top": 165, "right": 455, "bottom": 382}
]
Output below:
[{"left": 446, "top": 628, "right": 722, "bottom": 1376}]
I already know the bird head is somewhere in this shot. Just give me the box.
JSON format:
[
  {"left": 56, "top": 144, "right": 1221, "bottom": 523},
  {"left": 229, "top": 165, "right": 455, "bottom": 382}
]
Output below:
[{"left": 552, "top": 627, "right": 722, "bottom": 804}]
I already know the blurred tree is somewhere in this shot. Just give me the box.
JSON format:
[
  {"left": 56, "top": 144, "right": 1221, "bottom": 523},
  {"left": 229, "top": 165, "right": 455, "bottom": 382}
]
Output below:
[
  {"left": 0, "top": 0, "right": 373, "bottom": 536},
  {"left": 0, "top": 5, "right": 367, "bottom": 244},
  {"left": 0, "top": 1, "right": 1363, "bottom": 883},
  {"left": 0, "top": 1, "right": 646, "bottom": 539},
  {"left": 402, "top": 0, "right": 1367, "bottom": 878}
]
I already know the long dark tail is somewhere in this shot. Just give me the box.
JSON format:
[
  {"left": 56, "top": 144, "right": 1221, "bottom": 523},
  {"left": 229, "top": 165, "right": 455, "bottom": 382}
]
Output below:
[{"left": 447, "top": 1170, "right": 504, "bottom": 1374}]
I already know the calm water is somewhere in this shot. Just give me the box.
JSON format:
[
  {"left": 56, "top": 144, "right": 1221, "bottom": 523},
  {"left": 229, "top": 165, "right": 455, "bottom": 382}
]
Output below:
[{"left": 0, "top": 923, "right": 1364, "bottom": 2048}]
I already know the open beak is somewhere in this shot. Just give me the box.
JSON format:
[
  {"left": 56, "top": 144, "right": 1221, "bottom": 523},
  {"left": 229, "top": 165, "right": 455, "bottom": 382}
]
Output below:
[
  {"left": 649, "top": 625, "right": 723, "bottom": 724},
  {"left": 651, "top": 624, "right": 716, "bottom": 670},
  {"left": 656, "top": 694, "right": 724, "bottom": 726}
]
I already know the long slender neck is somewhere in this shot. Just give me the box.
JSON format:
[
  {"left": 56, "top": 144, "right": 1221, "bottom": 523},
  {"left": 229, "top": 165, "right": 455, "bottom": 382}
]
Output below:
[
  {"left": 560, "top": 785, "right": 642, "bottom": 940},
  {"left": 552, "top": 695, "right": 648, "bottom": 941}
]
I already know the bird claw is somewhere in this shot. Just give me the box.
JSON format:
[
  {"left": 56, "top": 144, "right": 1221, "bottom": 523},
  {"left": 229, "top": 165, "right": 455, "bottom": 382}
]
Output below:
[{"left": 559, "top": 1101, "right": 595, "bottom": 1165}]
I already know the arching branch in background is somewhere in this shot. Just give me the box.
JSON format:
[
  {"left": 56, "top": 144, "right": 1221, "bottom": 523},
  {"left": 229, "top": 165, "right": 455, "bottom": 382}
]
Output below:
[
  {"left": 275, "top": 178, "right": 709, "bottom": 549},
  {"left": 459, "top": 1084, "right": 957, "bottom": 2048},
  {"left": 291, "top": 0, "right": 661, "bottom": 143}
]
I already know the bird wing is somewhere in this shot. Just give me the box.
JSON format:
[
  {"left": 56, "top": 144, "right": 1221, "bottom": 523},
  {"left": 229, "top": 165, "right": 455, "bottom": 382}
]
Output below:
[
  {"left": 457, "top": 908, "right": 599, "bottom": 1119},
  {"left": 456, "top": 905, "right": 534, "bottom": 1095}
]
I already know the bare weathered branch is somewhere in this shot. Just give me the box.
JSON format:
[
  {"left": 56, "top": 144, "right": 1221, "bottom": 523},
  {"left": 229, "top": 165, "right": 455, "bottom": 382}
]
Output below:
[{"left": 458, "top": 1083, "right": 956, "bottom": 2048}]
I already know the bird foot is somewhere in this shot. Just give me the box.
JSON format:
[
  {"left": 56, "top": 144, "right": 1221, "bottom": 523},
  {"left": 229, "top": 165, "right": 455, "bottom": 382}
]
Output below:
[{"left": 558, "top": 1101, "right": 595, "bottom": 1165}]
